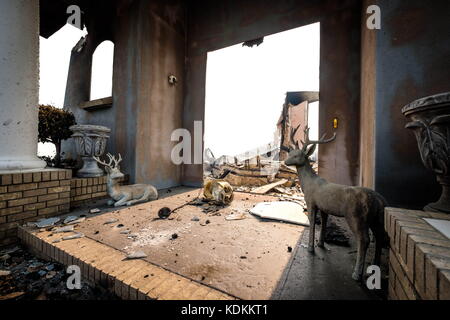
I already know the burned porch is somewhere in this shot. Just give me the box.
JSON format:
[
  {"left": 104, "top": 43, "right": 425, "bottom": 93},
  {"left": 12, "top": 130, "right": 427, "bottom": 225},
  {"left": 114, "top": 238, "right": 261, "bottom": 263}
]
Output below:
[{"left": 1, "top": 0, "right": 450, "bottom": 301}]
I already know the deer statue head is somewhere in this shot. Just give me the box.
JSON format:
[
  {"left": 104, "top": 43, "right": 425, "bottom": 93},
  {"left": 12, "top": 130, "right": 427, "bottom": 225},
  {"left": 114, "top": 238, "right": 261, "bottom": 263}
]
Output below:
[
  {"left": 284, "top": 126, "right": 337, "bottom": 167},
  {"left": 93, "top": 153, "right": 124, "bottom": 180}
]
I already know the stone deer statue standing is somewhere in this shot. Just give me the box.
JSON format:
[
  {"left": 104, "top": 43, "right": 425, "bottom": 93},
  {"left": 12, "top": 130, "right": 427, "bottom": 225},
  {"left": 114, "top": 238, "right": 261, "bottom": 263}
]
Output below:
[
  {"left": 284, "top": 126, "right": 388, "bottom": 281},
  {"left": 93, "top": 153, "right": 158, "bottom": 207}
]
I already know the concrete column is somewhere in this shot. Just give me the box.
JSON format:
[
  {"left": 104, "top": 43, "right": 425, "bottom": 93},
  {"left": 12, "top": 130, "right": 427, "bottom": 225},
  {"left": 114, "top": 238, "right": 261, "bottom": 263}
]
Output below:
[{"left": 0, "top": 0, "right": 46, "bottom": 171}]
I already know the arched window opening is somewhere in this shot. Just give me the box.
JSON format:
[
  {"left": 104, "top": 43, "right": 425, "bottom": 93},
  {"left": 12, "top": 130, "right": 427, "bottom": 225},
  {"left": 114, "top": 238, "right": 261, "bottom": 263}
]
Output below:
[{"left": 90, "top": 40, "right": 114, "bottom": 100}]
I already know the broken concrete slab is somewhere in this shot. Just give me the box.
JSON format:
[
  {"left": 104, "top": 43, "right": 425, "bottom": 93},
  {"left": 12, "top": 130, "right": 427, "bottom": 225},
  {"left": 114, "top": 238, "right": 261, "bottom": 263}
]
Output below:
[
  {"left": 67, "top": 217, "right": 86, "bottom": 225},
  {"left": 125, "top": 251, "right": 147, "bottom": 260},
  {"left": 35, "top": 218, "right": 60, "bottom": 229},
  {"left": 52, "top": 226, "right": 75, "bottom": 233},
  {"left": 62, "top": 233, "right": 85, "bottom": 241},
  {"left": 63, "top": 216, "right": 78, "bottom": 224},
  {"left": 250, "top": 201, "right": 309, "bottom": 227}
]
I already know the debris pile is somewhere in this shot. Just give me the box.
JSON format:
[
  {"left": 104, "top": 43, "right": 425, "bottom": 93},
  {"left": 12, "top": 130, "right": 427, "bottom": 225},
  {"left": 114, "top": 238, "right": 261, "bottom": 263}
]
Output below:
[
  {"left": 188, "top": 198, "right": 226, "bottom": 216},
  {"left": 209, "top": 161, "right": 299, "bottom": 187},
  {"left": 0, "top": 245, "right": 118, "bottom": 300}
]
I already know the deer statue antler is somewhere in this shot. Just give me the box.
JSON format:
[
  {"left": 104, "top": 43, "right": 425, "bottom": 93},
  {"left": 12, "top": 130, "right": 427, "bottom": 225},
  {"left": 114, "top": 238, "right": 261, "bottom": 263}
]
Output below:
[
  {"left": 302, "top": 126, "right": 337, "bottom": 152},
  {"left": 93, "top": 153, "right": 123, "bottom": 169},
  {"left": 112, "top": 153, "right": 122, "bottom": 168},
  {"left": 93, "top": 153, "right": 114, "bottom": 169},
  {"left": 290, "top": 125, "right": 302, "bottom": 150}
]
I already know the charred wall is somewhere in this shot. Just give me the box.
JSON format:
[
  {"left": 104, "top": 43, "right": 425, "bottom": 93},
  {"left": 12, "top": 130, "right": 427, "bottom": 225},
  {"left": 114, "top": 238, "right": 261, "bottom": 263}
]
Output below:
[
  {"left": 369, "top": 0, "right": 450, "bottom": 207},
  {"left": 63, "top": 0, "right": 186, "bottom": 188}
]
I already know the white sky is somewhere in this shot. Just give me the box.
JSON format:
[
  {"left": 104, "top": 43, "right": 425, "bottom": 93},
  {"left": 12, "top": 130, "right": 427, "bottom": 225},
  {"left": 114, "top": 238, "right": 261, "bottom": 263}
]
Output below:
[
  {"left": 38, "top": 23, "right": 320, "bottom": 159},
  {"left": 39, "top": 24, "right": 87, "bottom": 107},
  {"left": 205, "top": 23, "right": 320, "bottom": 157},
  {"left": 91, "top": 41, "right": 114, "bottom": 100}
]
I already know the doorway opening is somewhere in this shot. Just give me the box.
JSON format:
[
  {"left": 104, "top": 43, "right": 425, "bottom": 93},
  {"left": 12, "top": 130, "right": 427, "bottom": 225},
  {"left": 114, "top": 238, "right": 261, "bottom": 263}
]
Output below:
[{"left": 203, "top": 22, "right": 320, "bottom": 192}]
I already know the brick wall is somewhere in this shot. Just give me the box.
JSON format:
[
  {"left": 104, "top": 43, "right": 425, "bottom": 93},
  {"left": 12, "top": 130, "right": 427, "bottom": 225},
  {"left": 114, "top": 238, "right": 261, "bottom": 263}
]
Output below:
[
  {"left": 0, "top": 169, "right": 72, "bottom": 247},
  {"left": 70, "top": 176, "right": 108, "bottom": 208},
  {"left": 1, "top": 170, "right": 112, "bottom": 247},
  {"left": 386, "top": 207, "right": 450, "bottom": 300}
]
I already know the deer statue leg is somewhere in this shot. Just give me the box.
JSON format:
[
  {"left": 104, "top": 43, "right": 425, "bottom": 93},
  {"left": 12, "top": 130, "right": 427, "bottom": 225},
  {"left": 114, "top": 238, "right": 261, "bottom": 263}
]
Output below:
[
  {"left": 353, "top": 231, "right": 369, "bottom": 281},
  {"left": 114, "top": 195, "right": 131, "bottom": 207},
  {"left": 347, "top": 214, "right": 370, "bottom": 281},
  {"left": 126, "top": 192, "right": 150, "bottom": 206},
  {"left": 307, "top": 205, "right": 317, "bottom": 253},
  {"left": 371, "top": 224, "right": 385, "bottom": 266},
  {"left": 318, "top": 211, "right": 328, "bottom": 248}
]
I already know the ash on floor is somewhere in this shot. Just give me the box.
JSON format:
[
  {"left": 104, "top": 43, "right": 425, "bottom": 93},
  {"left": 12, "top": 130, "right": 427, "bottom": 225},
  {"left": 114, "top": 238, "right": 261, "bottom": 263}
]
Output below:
[{"left": 0, "top": 245, "right": 119, "bottom": 301}]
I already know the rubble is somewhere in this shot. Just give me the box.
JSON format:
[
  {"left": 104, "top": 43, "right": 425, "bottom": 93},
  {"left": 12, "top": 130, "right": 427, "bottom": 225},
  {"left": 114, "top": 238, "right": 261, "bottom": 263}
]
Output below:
[
  {"left": 52, "top": 226, "right": 75, "bottom": 233},
  {"left": 0, "top": 245, "right": 118, "bottom": 300},
  {"left": 251, "top": 179, "right": 289, "bottom": 194},
  {"left": 125, "top": 251, "right": 147, "bottom": 260},
  {"left": 104, "top": 218, "right": 119, "bottom": 225},
  {"left": 213, "top": 163, "right": 298, "bottom": 188},
  {"left": 67, "top": 217, "right": 86, "bottom": 225},
  {"left": 35, "top": 218, "right": 60, "bottom": 228},
  {"left": 204, "top": 140, "right": 300, "bottom": 188},
  {"left": 63, "top": 216, "right": 78, "bottom": 224},
  {"left": 200, "top": 220, "right": 211, "bottom": 226},
  {"left": 0, "top": 270, "right": 11, "bottom": 277},
  {"left": 62, "top": 233, "right": 85, "bottom": 241},
  {"left": 225, "top": 212, "right": 247, "bottom": 221}
]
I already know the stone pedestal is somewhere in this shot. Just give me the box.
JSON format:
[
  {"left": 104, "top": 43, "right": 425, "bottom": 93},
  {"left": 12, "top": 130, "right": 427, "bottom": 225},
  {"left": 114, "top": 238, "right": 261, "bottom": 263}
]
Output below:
[{"left": 0, "top": 0, "right": 46, "bottom": 171}]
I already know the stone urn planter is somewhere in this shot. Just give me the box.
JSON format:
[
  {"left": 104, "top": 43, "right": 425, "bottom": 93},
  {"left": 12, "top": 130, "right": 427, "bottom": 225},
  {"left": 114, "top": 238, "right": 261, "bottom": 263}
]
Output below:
[
  {"left": 402, "top": 92, "right": 450, "bottom": 213},
  {"left": 70, "top": 125, "right": 111, "bottom": 178}
]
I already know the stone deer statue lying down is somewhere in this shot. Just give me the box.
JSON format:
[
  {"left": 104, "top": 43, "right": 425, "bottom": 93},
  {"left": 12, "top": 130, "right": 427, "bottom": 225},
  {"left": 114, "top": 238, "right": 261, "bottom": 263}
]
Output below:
[
  {"left": 93, "top": 153, "right": 158, "bottom": 207},
  {"left": 284, "top": 126, "right": 388, "bottom": 281}
]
